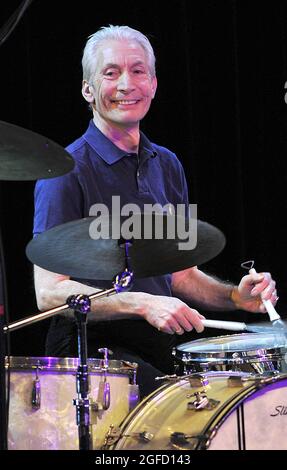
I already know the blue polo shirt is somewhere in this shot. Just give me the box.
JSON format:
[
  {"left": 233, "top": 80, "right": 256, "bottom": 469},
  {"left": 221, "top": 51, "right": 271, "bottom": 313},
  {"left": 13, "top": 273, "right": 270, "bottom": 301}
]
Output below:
[{"left": 34, "top": 120, "right": 189, "bottom": 296}]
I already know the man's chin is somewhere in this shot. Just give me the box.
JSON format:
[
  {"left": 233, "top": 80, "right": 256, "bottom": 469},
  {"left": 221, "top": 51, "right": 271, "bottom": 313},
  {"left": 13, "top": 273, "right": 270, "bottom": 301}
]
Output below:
[{"left": 109, "top": 113, "right": 146, "bottom": 127}]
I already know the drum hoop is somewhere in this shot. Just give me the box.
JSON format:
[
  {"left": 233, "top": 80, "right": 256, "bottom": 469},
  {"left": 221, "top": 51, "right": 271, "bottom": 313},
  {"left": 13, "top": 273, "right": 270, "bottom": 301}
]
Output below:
[
  {"left": 176, "top": 332, "right": 287, "bottom": 363},
  {"left": 5, "top": 356, "right": 137, "bottom": 376},
  {"left": 176, "top": 351, "right": 285, "bottom": 365}
]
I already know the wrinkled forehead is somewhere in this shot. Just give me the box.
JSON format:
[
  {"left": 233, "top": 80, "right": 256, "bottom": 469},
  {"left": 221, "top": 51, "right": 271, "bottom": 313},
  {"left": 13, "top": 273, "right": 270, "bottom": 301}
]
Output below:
[{"left": 93, "top": 39, "right": 149, "bottom": 73}]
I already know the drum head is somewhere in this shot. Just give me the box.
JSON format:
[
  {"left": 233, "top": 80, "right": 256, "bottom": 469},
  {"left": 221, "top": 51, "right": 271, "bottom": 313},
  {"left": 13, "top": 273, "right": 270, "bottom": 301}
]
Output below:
[{"left": 176, "top": 333, "right": 287, "bottom": 365}]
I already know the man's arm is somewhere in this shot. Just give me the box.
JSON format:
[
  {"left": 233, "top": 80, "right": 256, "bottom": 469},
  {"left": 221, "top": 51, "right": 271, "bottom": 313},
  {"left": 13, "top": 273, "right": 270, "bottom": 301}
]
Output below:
[
  {"left": 171, "top": 266, "right": 278, "bottom": 313},
  {"left": 34, "top": 265, "right": 205, "bottom": 335}
]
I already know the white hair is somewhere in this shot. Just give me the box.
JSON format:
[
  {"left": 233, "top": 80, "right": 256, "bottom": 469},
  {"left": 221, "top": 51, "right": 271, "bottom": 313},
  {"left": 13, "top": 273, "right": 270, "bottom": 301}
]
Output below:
[{"left": 82, "top": 25, "right": 156, "bottom": 82}]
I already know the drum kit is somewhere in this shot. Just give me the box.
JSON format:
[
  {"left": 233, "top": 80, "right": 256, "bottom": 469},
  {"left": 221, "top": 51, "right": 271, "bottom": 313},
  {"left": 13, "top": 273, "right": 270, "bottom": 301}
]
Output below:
[{"left": 1, "top": 120, "right": 287, "bottom": 451}]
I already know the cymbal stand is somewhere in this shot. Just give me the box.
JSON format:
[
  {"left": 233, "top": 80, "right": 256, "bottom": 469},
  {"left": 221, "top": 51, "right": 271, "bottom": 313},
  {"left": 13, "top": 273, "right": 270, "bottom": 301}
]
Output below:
[
  {"left": 67, "top": 294, "right": 92, "bottom": 451},
  {"left": 68, "top": 260, "right": 133, "bottom": 451}
]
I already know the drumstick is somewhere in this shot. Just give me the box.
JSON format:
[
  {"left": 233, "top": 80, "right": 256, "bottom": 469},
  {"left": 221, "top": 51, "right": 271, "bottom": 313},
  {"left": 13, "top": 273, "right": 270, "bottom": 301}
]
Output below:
[
  {"left": 202, "top": 319, "right": 247, "bottom": 331},
  {"left": 241, "top": 260, "right": 282, "bottom": 323},
  {"left": 200, "top": 263, "right": 285, "bottom": 333},
  {"left": 201, "top": 318, "right": 287, "bottom": 333},
  {"left": 248, "top": 267, "right": 282, "bottom": 323}
]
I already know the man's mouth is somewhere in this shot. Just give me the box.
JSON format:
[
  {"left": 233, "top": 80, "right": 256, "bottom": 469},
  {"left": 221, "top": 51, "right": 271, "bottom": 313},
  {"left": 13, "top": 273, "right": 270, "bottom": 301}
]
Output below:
[{"left": 112, "top": 99, "right": 140, "bottom": 105}]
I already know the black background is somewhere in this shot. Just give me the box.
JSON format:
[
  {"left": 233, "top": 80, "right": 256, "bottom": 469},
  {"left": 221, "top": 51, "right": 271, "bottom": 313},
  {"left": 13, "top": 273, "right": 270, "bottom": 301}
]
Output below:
[{"left": 1, "top": 0, "right": 287, "bottom": 356}]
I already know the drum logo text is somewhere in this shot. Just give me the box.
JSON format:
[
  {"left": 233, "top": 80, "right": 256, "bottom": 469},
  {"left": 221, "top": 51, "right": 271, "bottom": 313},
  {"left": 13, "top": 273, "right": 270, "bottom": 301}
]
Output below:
[{"left": 270, "top": 405, "right": 287, "bottom": 417}]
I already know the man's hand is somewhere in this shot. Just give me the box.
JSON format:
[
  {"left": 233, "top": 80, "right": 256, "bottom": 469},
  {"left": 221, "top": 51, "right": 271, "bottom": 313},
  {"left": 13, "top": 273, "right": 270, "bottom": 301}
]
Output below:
[
  {"left": 142, "top": 295, "right": 205, "bottom": 335},
  {"left": 231, "top": 272, "right": 278, "bottom": 313}
]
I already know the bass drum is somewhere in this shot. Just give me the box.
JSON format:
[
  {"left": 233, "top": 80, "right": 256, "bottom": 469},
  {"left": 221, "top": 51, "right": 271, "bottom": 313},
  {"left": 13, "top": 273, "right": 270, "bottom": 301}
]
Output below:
[
  {"left": 108, "top": 372, "right": 287, "bottom": 450},
  {"left": 7, "top": 356, "right": 138, "bottom": 450}
]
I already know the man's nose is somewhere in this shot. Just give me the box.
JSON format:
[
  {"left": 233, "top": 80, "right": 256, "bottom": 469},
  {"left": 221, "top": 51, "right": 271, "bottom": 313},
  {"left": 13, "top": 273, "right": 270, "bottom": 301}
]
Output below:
[{"left": 117, "top": 71, "right": 135, "bottom": 91}]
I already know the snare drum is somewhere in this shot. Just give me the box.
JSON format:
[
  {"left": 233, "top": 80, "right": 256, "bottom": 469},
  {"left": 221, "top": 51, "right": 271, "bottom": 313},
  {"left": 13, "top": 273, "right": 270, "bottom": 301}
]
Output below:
[
  {"left": 174, "top": 333, "right": 287, "bottom": 374},
  {"left": 7, "top": 356, "right": 138, "bottom": 450},
  {"left": 108, "top": 371, "right": 287, "bottom": 450}
]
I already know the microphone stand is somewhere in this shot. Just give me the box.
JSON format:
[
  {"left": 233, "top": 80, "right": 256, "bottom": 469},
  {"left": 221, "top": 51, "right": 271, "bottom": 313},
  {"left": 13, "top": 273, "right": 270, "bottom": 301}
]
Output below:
[{"left": 4, "top": 264, "right": 133, "bottom": 450}]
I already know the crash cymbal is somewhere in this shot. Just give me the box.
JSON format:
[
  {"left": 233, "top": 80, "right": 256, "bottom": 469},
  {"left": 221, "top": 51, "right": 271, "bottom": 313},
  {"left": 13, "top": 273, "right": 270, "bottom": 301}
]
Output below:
[
  {"left": 0, "top": 121, "right": 74, "bottom": 180},
  {"left": 26, "top": 214, "right": 225, "bottom": 280}
]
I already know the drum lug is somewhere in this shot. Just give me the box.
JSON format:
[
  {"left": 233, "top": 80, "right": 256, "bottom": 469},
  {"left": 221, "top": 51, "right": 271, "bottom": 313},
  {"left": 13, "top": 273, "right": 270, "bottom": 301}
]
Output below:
[
  {"left": 128, "top": 384, "right": 140, "bottom": 411},
  {"left": 186, "top": 391, "right": 220, "bottom": 410},
  {"left": 31, "top": 368, "right": 41, "bottom": 410},
  {"left": 98, "top": 381, "right": 111, "bottom": 410},
  {"left": 97, "top": 348, "right": 112, "bottom": 410},
  {"left": 228, "top": 375, "right": 245, "bottom": 387},
  {"left": 98, "top": 348, "right": 113, "bottom": 368},
  {"left": 188, "top": 374, "right": 209, "bottom": 388},
  {"left": 90, "top": 393, "right": 113, "bottom": 414}
]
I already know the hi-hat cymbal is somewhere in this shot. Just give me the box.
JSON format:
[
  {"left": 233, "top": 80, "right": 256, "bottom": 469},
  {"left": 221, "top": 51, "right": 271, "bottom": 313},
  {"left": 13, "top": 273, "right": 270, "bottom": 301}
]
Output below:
[
  {"left": 0, "top": 121, "right": 74, "bottom": 180},
  {"left": 26, "top": 214, "right": 226, "bottom": 280}
]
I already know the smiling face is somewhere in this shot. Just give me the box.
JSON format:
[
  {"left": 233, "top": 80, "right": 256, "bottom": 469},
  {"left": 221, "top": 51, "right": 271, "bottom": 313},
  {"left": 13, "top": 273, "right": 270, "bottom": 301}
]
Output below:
[{"left": 82, "top": 39, "right": 157, "bottom": 131}]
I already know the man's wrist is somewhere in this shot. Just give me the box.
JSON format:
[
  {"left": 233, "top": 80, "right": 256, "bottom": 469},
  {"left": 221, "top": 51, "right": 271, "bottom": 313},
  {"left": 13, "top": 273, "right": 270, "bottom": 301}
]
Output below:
[{"left": 230, "top": 286, "right": 241, "bottom": 309}]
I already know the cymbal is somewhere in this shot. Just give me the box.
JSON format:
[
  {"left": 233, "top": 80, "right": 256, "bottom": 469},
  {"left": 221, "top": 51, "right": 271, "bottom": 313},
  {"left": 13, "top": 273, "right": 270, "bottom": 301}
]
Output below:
[
  {"left": 26, "top": 214, "right": 226, "bottom": 280},
  {"left": 0, "top": 121, "right": 74, "bottom": 180}
]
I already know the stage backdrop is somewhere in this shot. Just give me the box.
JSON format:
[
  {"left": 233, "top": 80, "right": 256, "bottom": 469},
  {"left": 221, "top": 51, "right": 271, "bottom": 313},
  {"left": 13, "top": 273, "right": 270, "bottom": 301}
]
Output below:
[{"left": 0, "top": 0, "right": 287, "bottom": 355}]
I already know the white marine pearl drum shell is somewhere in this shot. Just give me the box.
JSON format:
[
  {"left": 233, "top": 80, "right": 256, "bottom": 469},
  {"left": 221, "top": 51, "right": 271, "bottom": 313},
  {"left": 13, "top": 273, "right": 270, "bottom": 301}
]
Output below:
[{"left": 7, "top": 356, "right": 138, "bottom": 450}]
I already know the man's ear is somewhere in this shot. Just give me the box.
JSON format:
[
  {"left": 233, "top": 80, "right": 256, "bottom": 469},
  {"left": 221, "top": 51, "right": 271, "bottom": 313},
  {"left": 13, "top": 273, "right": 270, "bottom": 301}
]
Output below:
[
  {"left": 151, "top": 76, "right": 157, "bottom": 99},
  {"left": 82, "top": 80, "right": 95, "bottom": 103}
]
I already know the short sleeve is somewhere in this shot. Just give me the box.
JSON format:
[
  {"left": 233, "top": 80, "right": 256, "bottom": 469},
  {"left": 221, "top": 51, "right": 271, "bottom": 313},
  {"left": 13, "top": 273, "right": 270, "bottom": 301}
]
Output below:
[{"left": 33, "top": 171, "right": 83, "bottom": 236}]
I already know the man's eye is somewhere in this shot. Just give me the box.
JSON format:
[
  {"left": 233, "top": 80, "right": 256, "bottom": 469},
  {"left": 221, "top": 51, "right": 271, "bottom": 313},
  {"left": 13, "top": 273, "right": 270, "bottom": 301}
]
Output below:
[{"left": 104, "top": 70, "right": 118, "bottom": 77}]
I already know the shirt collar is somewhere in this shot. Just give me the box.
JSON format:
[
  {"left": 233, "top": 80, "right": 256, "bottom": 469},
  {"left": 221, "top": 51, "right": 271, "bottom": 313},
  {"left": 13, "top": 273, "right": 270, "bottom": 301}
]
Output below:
[{"left": 83, "top": 119, "right": 157, "bottom": 165}]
